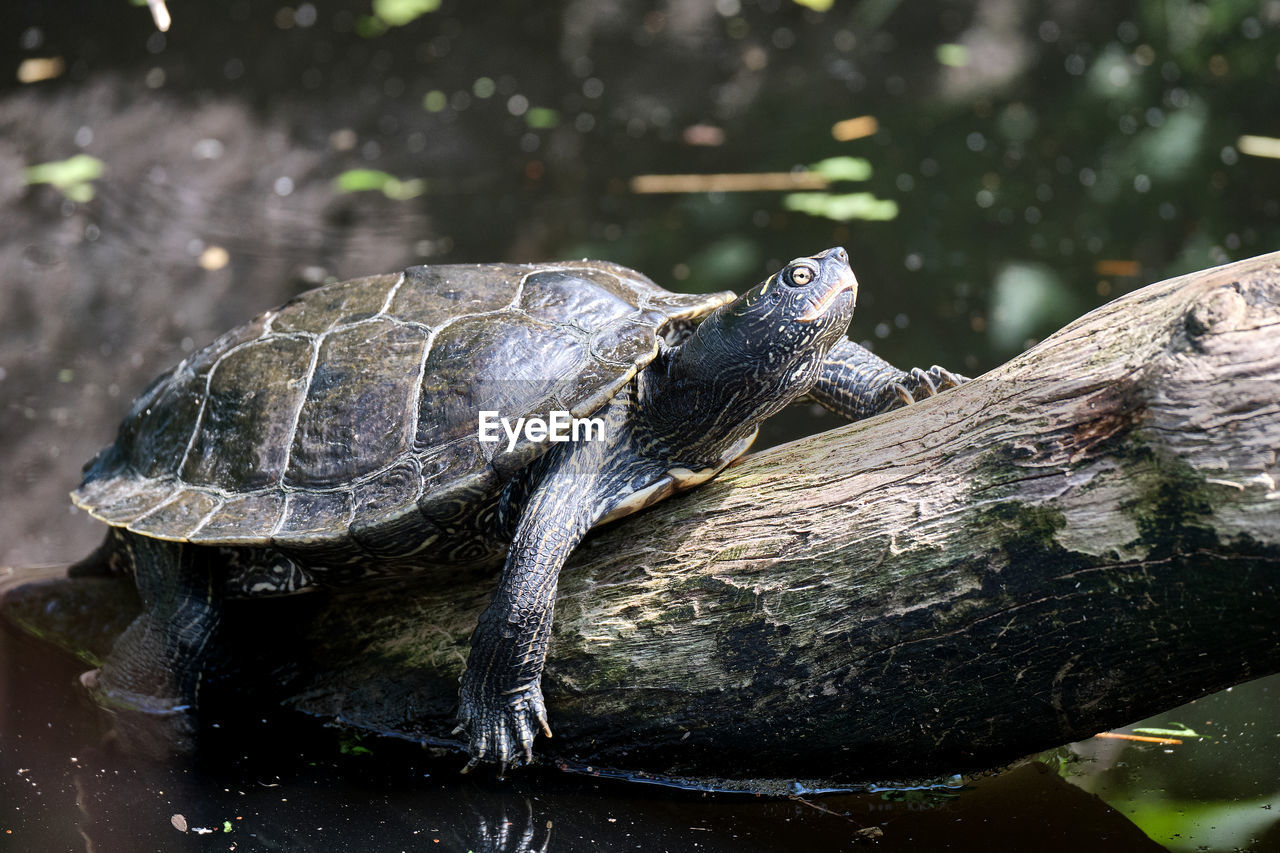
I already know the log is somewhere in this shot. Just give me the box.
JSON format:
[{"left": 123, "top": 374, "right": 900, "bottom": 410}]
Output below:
[{"left": 4, "top": 253, "right": 1279, "bottom": 794}]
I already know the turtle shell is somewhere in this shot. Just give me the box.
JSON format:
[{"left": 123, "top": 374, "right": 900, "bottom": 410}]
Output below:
[{"left": 72, "top": 261, "right": 734, "bottom": 553}]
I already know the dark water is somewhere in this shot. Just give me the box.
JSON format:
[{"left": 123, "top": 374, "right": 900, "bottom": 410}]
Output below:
[
  {"left": 3, "top": 620, "right": 1278, "bottom": 851},
  {"left": 3, "top": 1, "right": 1279, "bottom": 850}
]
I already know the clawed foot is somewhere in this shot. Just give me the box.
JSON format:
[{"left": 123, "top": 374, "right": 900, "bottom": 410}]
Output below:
[
  {"left": 453, "top": 679, "right": 552, "bottom": 774},
  {"left": 888, "top": 365, "right": 968, "bottom": 407},
  {"left": 79, "top": 669, "right": 198, "bottom": 758}
]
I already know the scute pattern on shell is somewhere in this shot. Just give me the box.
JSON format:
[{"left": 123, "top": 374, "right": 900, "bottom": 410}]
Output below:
[{"left": 73, "top": 262, "right": 733, "bottom": 553}]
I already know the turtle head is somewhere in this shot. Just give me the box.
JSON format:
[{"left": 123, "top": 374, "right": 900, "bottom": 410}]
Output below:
[
  {"left": 710, "top": 244, "right": 858, "bottom": 392},
  {"left": 747, "top": 245, "right": 858, "bottom": 331},
  {"left": 703, "top": 246, "right": 858, "bottom": 369},
  {"left": 647, "top": 247, "right": 859, "bottom": 451}
]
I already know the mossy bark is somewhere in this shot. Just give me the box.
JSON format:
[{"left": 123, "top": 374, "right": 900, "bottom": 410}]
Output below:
[{"left": 5, "top": 254, "right": 1280, "bottom": 793}]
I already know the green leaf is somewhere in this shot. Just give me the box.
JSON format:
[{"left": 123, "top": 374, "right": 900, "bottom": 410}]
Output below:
[
  {"left": 22, "top": 154, "right": 105, "bottom": 201},
  {"left": 783, "top": 191, "right": 899, "bottom": 222},
  {"left": 525, "top": 107, "right": 560, "bottom": 129},
  {"left": 338, "top": 733, "right": 375, "bottom": 756},
  {"left": 372, "top": 0, "right": 440, "bottom": 27},
  {"left": 22, "top": 154, "right": 104, "bottom": 189},
  {"left": 333, "top": 169, "right": 426, "bottom": 200},
  {"left": 334, "top": 169, "right": 395, "bottom": 192},
  {"left": 936, "top": 43, "right": 970, "bottom": 67},
  {"left": 1132, "top": 722, "right": 1212, "bottom": 739},
  {"left": 810, "top": 156, "right": 872, "bottom": 182},
  {"left": 792, "top": 0, "right": 834, "bottom": 10}
]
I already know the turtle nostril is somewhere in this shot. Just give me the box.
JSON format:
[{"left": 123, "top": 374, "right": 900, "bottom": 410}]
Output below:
[{"left": 835, "top": 247, "right": 849, "bottom": 263}]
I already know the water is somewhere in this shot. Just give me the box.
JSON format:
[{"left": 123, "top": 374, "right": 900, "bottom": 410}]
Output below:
[
  {"left": 3, "top": 619, "right": 1277, "bottom": 850},
  {"left": 3, "top": 1, "right": 1279, "bottom": 850}
]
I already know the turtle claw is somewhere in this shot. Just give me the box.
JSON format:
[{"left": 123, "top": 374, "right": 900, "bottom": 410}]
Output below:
[
  {"left": 455, "top": 679, "right": 551, "bottom": 773},
  {"left": 877, "top": 365, "right": 968, "bottom": 415},
  {"left": 909, "top": 367, "right": 939, "bottom": 397},
  {"left": 891, "top": 365, "right": 969, "bottom": 408},
  {"left": 925, "top": 364, "right": 969, "bottom": 391}
]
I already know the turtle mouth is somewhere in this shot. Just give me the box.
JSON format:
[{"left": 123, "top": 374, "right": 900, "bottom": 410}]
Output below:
[{"left": 798, "top": 268, "right": 858, "bottom": 322}]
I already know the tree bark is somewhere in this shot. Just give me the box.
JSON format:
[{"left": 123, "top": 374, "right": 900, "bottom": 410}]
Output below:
[{"left": 5, "top": 253, "right": 1280, "bottom": 793}]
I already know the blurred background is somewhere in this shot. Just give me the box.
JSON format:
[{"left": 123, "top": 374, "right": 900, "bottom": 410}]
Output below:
[
  {"left": 3, "top": 0, "right": 1279, "bottom": 567},
  {"left": 2, "top": 1, "right": 1279, "bottom": 850}
]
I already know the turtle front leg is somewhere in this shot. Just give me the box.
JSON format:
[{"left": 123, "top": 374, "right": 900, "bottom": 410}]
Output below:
[
  {"left": 454, "top": 461, "right": 598, "bottom": 773},
  {"left": 809, "top": 338, "right": 967, "bottom": 422},
  {"left": 82, "top": 532, "right": 221, "bottom": 756}
]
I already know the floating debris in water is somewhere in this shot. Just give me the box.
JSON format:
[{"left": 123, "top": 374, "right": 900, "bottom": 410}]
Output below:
[
  {"left": 16, "top": 57, "right": 64, "bottom": 84},
  {"left": 333, "top": 169, "right": 426, "bottom": 200},
  {"left": 1237, "top": 134, "right": 1280, "bottom": 159},
  {"left": 630, "top": 172, "right": 828, "bottom": 193},
  {"left": 1094, "top": 259, "right": 1140, "bottom": 277},
  {"left": 21, "top": 154, "right": 104, "bottom": 202},
  {"left": 831, "top": 115, "right": 878, "bottom": 142}
]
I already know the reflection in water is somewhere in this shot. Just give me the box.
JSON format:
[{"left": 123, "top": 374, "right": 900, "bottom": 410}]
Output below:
[
  {"left": 470, "top": 798, "right": 552, "bottom": 853},
  {"left": 3, "top": 618, "right": 1276, "bottom": 852},
  {"left": 68, "top": 744, "right": 554, "bottom": 852}
]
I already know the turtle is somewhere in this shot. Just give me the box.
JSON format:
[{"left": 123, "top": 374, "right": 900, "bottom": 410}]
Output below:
[{"left": 67, "top": 246, "right": 965, "bottom": 769}]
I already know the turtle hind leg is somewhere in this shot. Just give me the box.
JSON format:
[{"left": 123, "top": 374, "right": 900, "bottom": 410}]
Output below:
[{"left": 82, "top": 532, "right": 221, "bottom": 757}]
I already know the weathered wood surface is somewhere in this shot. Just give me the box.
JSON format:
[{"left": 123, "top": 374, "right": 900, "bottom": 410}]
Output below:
[{"left": 5, "top": 253, "right": 1279, "bottom": 793}]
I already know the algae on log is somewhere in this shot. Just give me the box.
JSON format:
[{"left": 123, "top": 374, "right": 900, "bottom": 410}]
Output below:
[{"left": 5, "top": 254, "right": 1280, "bottom": 793}]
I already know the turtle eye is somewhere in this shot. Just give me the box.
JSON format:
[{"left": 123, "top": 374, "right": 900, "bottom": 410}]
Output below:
[{"left": 786, "top": 264, "right": 815, "bottom": 287}]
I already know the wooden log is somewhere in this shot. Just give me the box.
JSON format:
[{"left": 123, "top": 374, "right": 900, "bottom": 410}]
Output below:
[{"left": 5, "top": 253, "right": 1279, "bottom": 793}]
